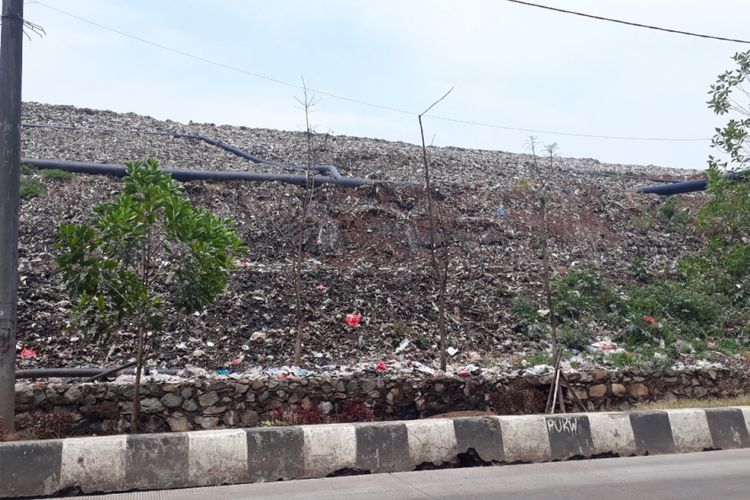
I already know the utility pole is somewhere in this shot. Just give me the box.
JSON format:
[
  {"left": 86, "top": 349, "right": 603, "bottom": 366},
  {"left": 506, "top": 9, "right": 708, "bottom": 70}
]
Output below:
[{"left": 0, "top": 0, "right": 24, "bottom": 433}]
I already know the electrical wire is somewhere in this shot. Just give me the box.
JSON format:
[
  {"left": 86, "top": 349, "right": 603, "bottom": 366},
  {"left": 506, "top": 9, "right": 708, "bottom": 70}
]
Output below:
[
  {"left": 504, "top": 0, "right": 750, "bottom": 45},
  {"left": 29, "top": 1, "right": 712, "bottom": 143},
  {"left": 426, "top": 115, "right": 710, "bottom": 142},
  {"left": 31, "top": 1, "right": 414, "bottom": 116}
]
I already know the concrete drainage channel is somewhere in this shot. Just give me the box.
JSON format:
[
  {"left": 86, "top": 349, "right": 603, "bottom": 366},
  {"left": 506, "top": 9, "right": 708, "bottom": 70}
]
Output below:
[{"left": 2, "top": 407, "right": 749, "bottom": 498}]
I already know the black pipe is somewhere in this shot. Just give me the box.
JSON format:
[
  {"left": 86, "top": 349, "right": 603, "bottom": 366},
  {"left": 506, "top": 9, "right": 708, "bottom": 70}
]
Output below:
[
  {"left": 21, "top": 158, "right": 372, "bottom": 188},
  {"left": 22, "top": 122, "right": 343, "bottom": 178},
  {"left": 638, "top": 179, "right": 708, "bottom": 195},
  {"left": 16, "top": 367, "right": 180, "bottom": 379}
]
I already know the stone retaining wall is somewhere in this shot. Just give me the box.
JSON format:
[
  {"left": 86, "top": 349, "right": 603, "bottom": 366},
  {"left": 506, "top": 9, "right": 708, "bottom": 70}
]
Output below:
[{"left": 14, "top": 367, "right": 749, "bottom": 435}]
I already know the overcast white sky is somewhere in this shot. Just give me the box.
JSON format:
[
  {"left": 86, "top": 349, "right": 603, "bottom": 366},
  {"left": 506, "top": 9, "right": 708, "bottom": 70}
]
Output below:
[{"left": 18, "top": 0, "right": 750, "bottom": 169}]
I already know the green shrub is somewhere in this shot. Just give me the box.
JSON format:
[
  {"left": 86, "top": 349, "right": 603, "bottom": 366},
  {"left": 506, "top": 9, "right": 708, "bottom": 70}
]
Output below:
[
  {"left": 493, "top": 282, "right": 511, "bottom": 297},
  {"left": 511, "top": 296, "right": 538, "bottom": 322},
  {"left": 632, "top": 213, "right": 653, "bottom": 234},
  {"left": 652, "top": 197, "right": 691, "bottom": 233},
  {"left": 56, "top": 158, "right": 246, "bottom": 432},
  {"left": 525, "top": 351, "right": 549, "bottom": 366},
  {"left": 616, "top": 317, "right": 658, "bottom": 345},
  {"left": 554, "top": 266, "right": 622, "bottom": 320},
  {"left": 610, "top": 351, "right": 636, "bottom": 368},
  {"left": 557, "top": 326, "right": 590, "bottom": 351},
  {"left": 414, "top": 333, "right": 432, "bottom": 350},
  {"left": 622, "top": 282, "right": 721, "bottom": 340},
  {"left": 20, "top": 163, "right": 35, "bottom": 175},
  {"left": 393, "top": 320, "right": 410, "bottom": 336},
  {"left": 715, "top": 337, "right": 748, "bottom": 355},
  {"left": 38, "top": 168, "right": 74, "bottom": 181},
  {"left": 511, "top": 296, "right": 549, "bottom": 341},
  {"left": 659, "top": 196, "right": 678, "bottom": 220},
  {"left": 20, "top": 178, "right": 46, "bottom": 199},
  {"left": 628, "top": 256, "right": 650, "bottom": 283}
]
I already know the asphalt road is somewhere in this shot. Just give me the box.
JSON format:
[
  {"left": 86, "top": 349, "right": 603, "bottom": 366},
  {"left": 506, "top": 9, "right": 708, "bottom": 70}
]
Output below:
[{"left": 73, "top": 448, "right": 750, "bottom": 500}]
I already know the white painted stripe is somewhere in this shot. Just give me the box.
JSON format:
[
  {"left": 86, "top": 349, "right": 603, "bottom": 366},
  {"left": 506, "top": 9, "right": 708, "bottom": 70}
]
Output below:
[
  {"left": 666, "top": 409, "right": 713, "bottom": 452},
  {"left": 187, "top": 429, "right": 248, "bottom": 487},
  {"left": 303, "top": 424, "right": 357, "bottom": 477},
  {"left": 60, "top": 435, "right": 127, "bottom": 494},
  {"left": 587, "top": 412, "right": 636, "bottom": 456},
  {"left": 404, "top": 419, "right": 457, "bottom": 466},
  {"left": 498, "top": 415, "right": 551, "bottom": 463}
]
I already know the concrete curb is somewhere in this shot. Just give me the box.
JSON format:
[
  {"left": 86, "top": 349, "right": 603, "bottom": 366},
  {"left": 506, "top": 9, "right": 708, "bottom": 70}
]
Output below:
[{"left": 2, "top": 407, "right": 749, "bottom": 498}]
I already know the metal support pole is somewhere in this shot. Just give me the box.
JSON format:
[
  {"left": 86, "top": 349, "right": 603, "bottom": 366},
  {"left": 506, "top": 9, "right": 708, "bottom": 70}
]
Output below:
[{"left": 0, "top": 0, "right": 24, "bottom": 432}]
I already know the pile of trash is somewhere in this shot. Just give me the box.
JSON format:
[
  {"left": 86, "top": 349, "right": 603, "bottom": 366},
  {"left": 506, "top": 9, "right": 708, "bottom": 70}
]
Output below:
[{"left": 14, "top": 102, "right": 728, "bottom": 375}]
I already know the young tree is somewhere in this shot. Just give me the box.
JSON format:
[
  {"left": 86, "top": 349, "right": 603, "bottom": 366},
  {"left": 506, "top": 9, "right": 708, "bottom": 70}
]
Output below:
[
  {"left": 292, "top": 77, "right": 319, "bottom": 366},
  {"left": 527, "top": 138, "right": 560, "bottom": 363},
  {"left": 526, "top": 137, "right": 566, "bottom": 413},
  {"left": 683, "top": 51, "right": 750, "bottom": 303},
  {"left": 417, "top": 88, "right": 452, "bottom": 371},
  {"left": 56, "top": 159, "right": 246, "bottom": 432}
]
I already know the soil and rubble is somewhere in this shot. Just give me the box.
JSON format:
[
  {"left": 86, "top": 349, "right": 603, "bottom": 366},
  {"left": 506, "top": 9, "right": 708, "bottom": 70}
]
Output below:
[{"left": 16, "top": 101, "right": 738, "bottom": 380}]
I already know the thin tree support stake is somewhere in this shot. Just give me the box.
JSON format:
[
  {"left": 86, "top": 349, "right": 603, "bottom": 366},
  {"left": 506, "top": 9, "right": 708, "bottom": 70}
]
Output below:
[
  {"left": 560, "top": 370, "right": 588, "bottom": 412},
  {"left": 546, "top": 347, "right": 564, "bottom": 413}
]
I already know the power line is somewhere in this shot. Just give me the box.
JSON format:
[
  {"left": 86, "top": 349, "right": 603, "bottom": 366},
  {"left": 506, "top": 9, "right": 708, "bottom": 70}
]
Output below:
[
  {"left": 504, "top": 0, "right": 750, "bottom": 45},
  {"left": 31, "top": 1, "right": 414, "bottom": 116},
  {"left": 30, "top": 1, "right": 711, "bottom": 144},
  {"left": 426, "top": 115, "right": 710, "bottom": 142}
]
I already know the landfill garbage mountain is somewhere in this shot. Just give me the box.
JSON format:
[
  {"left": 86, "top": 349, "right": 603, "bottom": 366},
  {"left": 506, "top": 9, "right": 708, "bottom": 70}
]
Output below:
[{"left": 17, "top": 102, "right": 734, "bottom": 379}]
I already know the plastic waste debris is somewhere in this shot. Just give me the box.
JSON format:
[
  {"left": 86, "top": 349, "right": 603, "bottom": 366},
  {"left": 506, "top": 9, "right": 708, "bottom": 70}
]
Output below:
[
  {"left": 525, "top": 364, "right": 552, "bottom": 375},
  {"left": 395, "top": 339, "right": 410, "bottom": 353},
  {"left": 457, "top": 364, "right": 480, "bottom": 377},
  {"left": 446, "top": 346, "right": 459, "bottom": 356},
  {"left": 215, "top": 368, "right": 230, "bottom": 375},
  {"left": 345, "top": 312, "right": 362, "bottom": 328},
  {"left": 497, "top": 207, "right": 507, "bottom": 218},
  {"left": 177, "top": 365, "right": 210, "bottom": 378},
  {"left": 588, "top": 340, "right": 617, "bottom": 352},
  {"left": 375, "top": 360, "right": 387, "bottom": 371},
  {"left": 413, "top": 362, "right": 436, "bottom": 376},
  {"left": 250, "top": 331, "right": 267, "bottom": 341},
  {"left": 642, "top": 315, "right": 657, "bottom": 325},
  {"left": 19, "top": 347, "right": 36, "bottom": 359}
]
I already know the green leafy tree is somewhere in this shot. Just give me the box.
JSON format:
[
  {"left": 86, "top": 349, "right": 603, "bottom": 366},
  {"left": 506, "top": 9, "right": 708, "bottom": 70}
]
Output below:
[
  {"left": 683, "top": 51, "right": 750, "bottom": 305},
  {"left": 56, "top": 159, "right": 246, "bottom": 432}
]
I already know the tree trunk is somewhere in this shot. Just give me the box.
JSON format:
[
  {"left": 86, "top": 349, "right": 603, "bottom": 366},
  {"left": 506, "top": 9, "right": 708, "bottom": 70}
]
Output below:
[
  {"left": 131, "top": 327, "right": 145, "bottom": 433},
  {"left": 539, "top": 198, "right": 558, "bottom": 359},
  {"left": 438, "top": 261, "right": 448, "bottom": 371},
  {"left": 293, "top": 244, "right": 303, "bottom": 366}
]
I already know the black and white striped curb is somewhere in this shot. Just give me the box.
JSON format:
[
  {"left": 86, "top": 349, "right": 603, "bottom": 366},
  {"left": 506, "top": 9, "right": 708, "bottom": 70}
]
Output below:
[{"left": 2, "top": 407, "right": 749, "bottom": 498}]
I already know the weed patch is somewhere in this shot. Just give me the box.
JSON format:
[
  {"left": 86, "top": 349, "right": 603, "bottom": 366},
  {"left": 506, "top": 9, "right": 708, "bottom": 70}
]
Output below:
[{"left": 20, "top": 178, "right": 46, "bottom": 199}]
